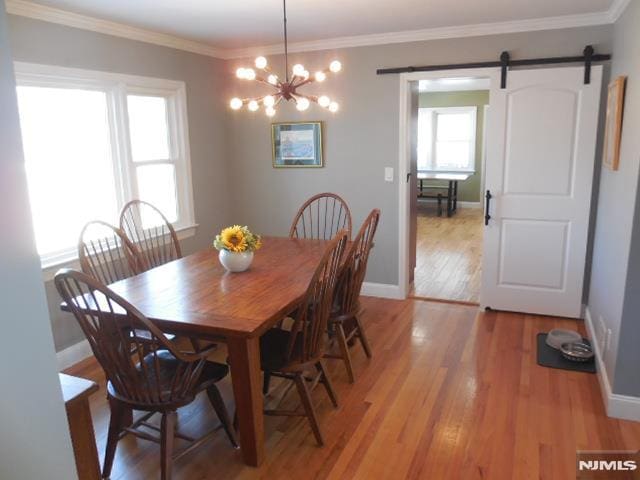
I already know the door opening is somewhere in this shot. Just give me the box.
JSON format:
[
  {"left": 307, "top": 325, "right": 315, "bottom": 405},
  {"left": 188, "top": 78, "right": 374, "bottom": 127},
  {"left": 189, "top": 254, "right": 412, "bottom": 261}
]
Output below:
[{"left": 408, "top": 76, "right": 490, "bottom": 305}]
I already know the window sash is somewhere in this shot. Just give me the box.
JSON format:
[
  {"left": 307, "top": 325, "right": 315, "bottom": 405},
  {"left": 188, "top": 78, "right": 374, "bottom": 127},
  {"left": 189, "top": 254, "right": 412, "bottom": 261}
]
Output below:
[
  {"left": 418, "top": 106, "right": 477, "bottom": 173},
  {"left": 13, "top": 63, "right": 195, "bottom": 269}
]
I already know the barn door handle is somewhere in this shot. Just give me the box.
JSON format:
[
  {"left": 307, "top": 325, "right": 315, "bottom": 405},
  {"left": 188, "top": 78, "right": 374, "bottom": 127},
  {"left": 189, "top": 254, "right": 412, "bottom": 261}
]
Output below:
[
  {"left": 406, "top": 172, "right": 412, "bottom": 183},
  {"left": 485, "top": 190, "right": 492, "bottom": 226}
]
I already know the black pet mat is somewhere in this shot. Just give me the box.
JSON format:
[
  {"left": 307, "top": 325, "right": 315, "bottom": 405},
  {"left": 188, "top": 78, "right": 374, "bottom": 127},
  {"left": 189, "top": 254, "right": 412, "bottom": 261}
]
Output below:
[{"left": 536, "top": 333, "right": 596, "bottom": 373}]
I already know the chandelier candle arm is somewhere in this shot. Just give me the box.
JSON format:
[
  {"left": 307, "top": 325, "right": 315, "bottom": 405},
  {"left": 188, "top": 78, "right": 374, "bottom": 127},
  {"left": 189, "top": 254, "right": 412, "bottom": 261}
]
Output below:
[{"left": 229, "top": 0, "right": 342, "bottom": 114}]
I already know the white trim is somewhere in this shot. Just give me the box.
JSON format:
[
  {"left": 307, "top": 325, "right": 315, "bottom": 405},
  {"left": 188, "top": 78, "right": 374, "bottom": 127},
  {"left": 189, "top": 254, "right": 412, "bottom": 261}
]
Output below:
[
  {"left": 56, "top": 339, "right": 92, "bottom": 371},
  {"left": 5, "top": 0, "right": 225, "bottom": 58},
  {"left": 224, "top": 12, "right": 614, "bottom": 59},
  {"left": 585, "top": 307, "right": 640, "bottom": 422},
  {"left": 399, "top": 69, "right": 496, "bottom": 301},
  {"left": 361, "top": 282, "right": 404, "bottom": 300},
  {"left": 608, "top": 0, "right": 632, "bottom": 22},
  {"left": 40, "top": 224, "right": 198, "bottom": 282},
  {"left": 6, "top": 0, "right": 622, "bottom": 60}
]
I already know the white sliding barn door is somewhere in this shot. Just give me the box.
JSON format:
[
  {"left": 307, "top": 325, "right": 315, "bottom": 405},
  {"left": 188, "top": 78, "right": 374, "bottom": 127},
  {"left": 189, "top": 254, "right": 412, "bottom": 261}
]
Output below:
[{"left": 481, "top": 66, "right": 602, "bottom": 318}]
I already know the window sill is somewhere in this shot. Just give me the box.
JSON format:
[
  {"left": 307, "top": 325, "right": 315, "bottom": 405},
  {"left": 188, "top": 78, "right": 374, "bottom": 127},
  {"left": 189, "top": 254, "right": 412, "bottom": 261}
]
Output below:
[{"left": 41, "top": 223, "right": 199, "bottom": 282}]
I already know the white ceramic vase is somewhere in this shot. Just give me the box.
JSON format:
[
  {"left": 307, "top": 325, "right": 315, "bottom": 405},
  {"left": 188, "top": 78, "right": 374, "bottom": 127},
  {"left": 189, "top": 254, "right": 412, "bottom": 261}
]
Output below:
[{"left": 219, "top": 249, "right": 254, "bottom": 272}]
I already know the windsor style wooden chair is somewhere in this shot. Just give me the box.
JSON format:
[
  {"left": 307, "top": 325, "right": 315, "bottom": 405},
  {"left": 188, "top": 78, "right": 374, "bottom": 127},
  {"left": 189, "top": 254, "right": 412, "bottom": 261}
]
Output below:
[
  {"left": 78, "top": 221, "right": 141, "bottom": 285},
  {"left": 54, "top": 269, "right": 237, "bottom": 480},
  {"left": 120, "top": 200, "right": 182, "bottom": 271},
  {"left": 325, "top": 209, "right": 380, "bottom": 383},
  {"left": 261, "top": 231, "right": 348, "bottom": 446},
  {"left": 289, "top": 193, "right": 352, "bottom": 240}
]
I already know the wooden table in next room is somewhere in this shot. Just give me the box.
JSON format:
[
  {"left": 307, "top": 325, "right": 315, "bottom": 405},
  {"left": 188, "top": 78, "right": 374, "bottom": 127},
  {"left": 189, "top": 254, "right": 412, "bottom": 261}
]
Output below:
[{"left": 417, "top": 172, "right": 471, "bottom": 217}]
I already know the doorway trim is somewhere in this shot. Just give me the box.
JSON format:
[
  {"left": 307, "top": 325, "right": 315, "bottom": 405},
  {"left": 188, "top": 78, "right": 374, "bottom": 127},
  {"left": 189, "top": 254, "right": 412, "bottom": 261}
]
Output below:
[{"left": 397, "top": 68, "right": 497, "bottom": 299}]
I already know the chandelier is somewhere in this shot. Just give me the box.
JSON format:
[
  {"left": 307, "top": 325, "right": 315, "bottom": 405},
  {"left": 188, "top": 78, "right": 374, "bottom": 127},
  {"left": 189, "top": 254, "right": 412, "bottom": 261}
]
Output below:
[{"left": 229, "top": 0, "right": 341, "bottom": 116}]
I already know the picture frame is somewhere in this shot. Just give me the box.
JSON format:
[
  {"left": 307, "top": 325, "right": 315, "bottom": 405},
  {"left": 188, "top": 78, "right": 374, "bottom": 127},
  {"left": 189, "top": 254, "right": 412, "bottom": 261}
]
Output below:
[
  {"left": 272, "top": 121, "right": 323, "bottom": 168},
  {"left": 602, "top": 76, "right": 627, "bottom": 171}
]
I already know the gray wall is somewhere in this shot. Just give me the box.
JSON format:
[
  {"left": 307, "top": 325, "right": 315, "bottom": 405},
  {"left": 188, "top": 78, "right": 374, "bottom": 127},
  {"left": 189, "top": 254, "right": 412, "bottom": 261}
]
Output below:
[
  {"left": 226, "top": 25, "right": 613, "bottom": 286},
  {"left": 0, "top": 2, "right": 77, "bottom": 478},
  {"left": 7, "top": 15, "right": 233, "bottom": 351},
  {"left": 419, "top": 90, "right": 490, "bottom": 202},
  {"left": 588, "top": 0, "right": 640, "bottom": 396}
]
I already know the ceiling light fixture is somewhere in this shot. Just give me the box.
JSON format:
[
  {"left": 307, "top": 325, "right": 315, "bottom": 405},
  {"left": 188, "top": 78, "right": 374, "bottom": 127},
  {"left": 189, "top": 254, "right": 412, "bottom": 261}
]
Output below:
[{"left": 229, "top": 0, "right": 342, "bottom": 116}]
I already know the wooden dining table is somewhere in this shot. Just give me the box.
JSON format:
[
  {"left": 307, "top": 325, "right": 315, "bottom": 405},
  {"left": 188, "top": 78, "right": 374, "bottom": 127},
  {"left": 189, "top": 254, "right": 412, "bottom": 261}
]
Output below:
[{"left": 67, "top": 236, "right": 331, "bottom": 467}]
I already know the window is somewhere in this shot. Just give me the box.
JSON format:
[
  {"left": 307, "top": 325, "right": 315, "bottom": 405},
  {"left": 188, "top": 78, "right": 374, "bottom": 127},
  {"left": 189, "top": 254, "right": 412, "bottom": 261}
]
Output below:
[
  {"left": 14, "top": 63, "right": 195, "bottom": 268},
  {"left": 417, "top": 106, "right": 477, "bottom": 173}
]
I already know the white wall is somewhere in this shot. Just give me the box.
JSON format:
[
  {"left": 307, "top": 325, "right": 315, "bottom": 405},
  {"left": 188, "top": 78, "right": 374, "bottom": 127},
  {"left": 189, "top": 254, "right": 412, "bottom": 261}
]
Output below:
[{"left": 0, "top": 1, "right": 77, "bottom": 478}]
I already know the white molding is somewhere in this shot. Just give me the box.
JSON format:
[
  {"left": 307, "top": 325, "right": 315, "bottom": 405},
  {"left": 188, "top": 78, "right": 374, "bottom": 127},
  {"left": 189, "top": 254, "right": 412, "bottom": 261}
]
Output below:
[
  {"left": 224, "top": 11, "right": 612, "bottom": 59},
  {"left": 56, "top": 339, "right": 92, "bottom": 371},
  {"left": 608, "top": 0, "right": 632, "bottom": 22},
  {"left": 6, "top": 0, "right": 621, "bottom": 60},
  {"left": 5, "top": 0, "right": 225, "bottom": 58},
  {"left": 361, "top": 282, "right": 404, "bottom": 300},
  {"left": 585, "top": 307, "right": 640, "bottom": 422}
]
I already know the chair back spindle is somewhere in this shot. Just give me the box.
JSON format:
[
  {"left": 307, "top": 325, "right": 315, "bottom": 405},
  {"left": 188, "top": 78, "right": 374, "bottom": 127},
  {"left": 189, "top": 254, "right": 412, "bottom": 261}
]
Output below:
[
  {"left": 285, "top": 230, "right": 348, "bottom": 366},
  {"left": 289, "top": 193, "right": 352, "bottom": 240},
  {"left": 336, "top": 209, "right": 381, "bottom": 316},
  {"left": 78, "top": 221, "right": 140, "bottom": 285},
  {"left": 120, "top": 200, "right": 182, "bottom": 271}
]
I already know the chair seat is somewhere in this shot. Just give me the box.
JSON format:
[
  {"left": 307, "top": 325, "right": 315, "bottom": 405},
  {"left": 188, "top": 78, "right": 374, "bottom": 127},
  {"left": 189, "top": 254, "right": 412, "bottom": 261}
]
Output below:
[
  {"left": 108, "top": 350, "right": 228, "bottom": 406},
  {"left": 260, "top": 329, "right": 303, "bottom": 371}
]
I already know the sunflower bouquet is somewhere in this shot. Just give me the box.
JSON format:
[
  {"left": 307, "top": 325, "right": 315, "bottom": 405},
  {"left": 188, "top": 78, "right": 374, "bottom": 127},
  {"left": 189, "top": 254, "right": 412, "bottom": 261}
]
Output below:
[{"left": 213, "top": 225, "right": 262, "bottom": 253}]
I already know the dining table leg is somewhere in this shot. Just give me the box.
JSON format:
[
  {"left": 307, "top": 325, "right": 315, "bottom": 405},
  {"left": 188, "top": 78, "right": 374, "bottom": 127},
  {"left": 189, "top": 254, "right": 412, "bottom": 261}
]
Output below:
[{"left": 227, "top": 336, "right": 264, "bottom": 467}]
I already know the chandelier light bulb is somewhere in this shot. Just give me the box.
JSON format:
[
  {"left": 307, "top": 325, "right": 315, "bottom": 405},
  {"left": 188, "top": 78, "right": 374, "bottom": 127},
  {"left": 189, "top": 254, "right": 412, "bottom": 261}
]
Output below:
[
  {"left": 292, "top": 64, "right": 305, "bottom": 76},
  {"left": 236, "top": 68, "right": 246, "bottom": 79},
  {"left": 244, "top": 68, "right": 256, "bottom": 80},
  {"left": 329, "top": 101, "right": 339, "bottom": 113},
  {"left": 329, "top": 60, "right": 342, "bottom": 73},
  {"left": 265, "top": 106, "right": 276, "bottom": 117},
  {"left": 255, "top": 56, "right": 268, "bottom": 69},
  {"left": 301, "top": 70, "right": 310, "bottom": 80},
  {"left": 248, "top": 100, "right": 259, "bottom": 111},
  {"left": 229, "top": 97, "right": 243, "bottom": 110},
  {"left": 263, "top": 95, "right": 275, "bottom": 107},
  {"left": 315, "top": 71, "right": 326, "bottom": 82},
  {"left": 267, "top": 74, "right": 278, "bottom": 85},
  {"left": 296, "top": 97, "right": 310, "bottom": 111},
  {"left": 318, "top": 95, "right": 331, "bottom": 107}
]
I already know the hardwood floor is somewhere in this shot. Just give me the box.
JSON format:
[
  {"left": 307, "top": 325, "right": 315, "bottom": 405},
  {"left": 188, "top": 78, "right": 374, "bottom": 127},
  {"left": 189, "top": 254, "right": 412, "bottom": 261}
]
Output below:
[
  {"left": 412, "top": 204, "right": 483, "bottom": 304},
  {"left": 65, "top": 298, "right": 640, "bottom": 479}
]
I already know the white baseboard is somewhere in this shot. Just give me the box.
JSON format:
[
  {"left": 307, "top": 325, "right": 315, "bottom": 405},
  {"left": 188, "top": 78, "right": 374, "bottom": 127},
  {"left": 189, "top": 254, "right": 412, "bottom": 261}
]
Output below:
[
  {"left": 361, "top": 282, "right": 404, "bottom": 300},
  {"left": 56, "top": 339, "right": 92, "bottom": 371},
  {"left": 585, "top": 307, "right": 640, "bottom": 422}
]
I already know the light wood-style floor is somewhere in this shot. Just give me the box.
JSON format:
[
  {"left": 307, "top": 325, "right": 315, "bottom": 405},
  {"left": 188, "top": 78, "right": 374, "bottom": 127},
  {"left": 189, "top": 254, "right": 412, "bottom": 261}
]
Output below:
[
  {"left": 66, "top": 298, "right": 640, "bottom": 479},
  {"left": 412, "top": 204, "right": 483, "bottom": 303}
]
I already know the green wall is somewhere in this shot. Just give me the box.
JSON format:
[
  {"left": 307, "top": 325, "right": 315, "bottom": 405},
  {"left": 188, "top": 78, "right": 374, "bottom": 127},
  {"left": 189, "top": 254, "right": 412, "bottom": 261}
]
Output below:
[{"left": 419, "top": 90, "right": 489, "bottom": 202}]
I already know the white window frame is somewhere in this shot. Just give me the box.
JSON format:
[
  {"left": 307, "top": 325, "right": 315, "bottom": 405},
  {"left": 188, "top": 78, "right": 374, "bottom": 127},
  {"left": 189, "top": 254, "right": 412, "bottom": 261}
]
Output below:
[
  {"left": 418, "top": 105, "right": 477, "bottom": 173},
  {"left": 13, "top": 62, "right": 197, "bottom": 278}
]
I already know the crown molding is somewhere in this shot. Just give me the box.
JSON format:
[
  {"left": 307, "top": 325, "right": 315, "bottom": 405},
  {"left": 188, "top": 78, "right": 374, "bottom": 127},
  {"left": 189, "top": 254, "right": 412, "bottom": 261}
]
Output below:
[
  {"left": 223, "top": 11, "right": 613, "bottom": 59},
  {"left": 608, "top": 0, "right": 632, "bottom": 22},
  {"left": 5, "top": 0, "right": 622, "bottom": 61},
  {"left": 5, "top": 0, "right": 226, "bottom": 58}
]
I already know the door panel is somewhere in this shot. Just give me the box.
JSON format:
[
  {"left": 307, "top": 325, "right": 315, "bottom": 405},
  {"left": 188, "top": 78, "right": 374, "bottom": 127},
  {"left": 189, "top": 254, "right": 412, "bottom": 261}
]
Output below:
[
  {"left": 482, "top": 66, "right": 602, "bottom": 318},
  {"left": 409, "top": 81, "right": 419, "bottom": 284}
]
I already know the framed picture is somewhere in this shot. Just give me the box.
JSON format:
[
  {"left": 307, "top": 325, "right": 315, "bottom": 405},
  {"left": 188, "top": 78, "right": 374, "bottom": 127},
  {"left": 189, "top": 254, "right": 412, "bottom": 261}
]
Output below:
[
  {"left": 602, "top": 76, "right": 627, "bottom": 171},
  {"left": 272, "top": 121, "right": 323, "bottom": 168}
]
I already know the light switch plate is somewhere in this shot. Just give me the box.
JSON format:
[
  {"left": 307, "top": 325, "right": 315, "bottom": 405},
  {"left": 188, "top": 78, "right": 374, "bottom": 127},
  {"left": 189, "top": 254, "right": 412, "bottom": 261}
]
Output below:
[{"left": 384, "top": 167, "right": 394, "bottom": 182}]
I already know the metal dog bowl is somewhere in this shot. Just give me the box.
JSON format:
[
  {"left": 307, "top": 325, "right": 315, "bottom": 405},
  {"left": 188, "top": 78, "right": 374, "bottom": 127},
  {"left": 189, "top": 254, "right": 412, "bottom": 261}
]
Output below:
[
  {"left": 560, "top": 341, "right": 594, "bottom": 362},
  {"left": 546, "top": 329, "right": 582, "bottom": 350}
]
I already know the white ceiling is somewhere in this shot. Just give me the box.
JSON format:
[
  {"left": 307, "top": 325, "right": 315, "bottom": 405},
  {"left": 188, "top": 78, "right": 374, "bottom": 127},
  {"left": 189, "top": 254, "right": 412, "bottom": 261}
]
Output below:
[{"left": 7, "top": 0, "right": 624, "bottom": 58}]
